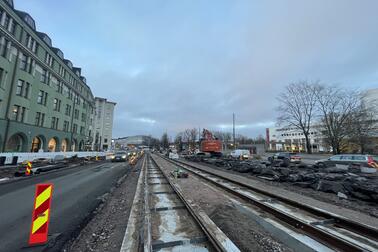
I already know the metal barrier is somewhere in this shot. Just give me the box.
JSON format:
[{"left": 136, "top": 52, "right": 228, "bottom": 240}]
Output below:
[{"left": 0, "top": 151, "right": 107, "bottom": 166}]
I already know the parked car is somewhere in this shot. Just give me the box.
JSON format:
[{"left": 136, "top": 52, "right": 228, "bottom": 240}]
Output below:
[
  {"left": 169, "top": 152, "right": 179, "bottom": 159},
  {"left": 268, "top": 152, "right": 301, "bottom": 164},
  {"left": 229, "top": 149, "right": 251, "bottom": 160},
  {"left": 111, "top": 151, "right": 128, "bottom": 162},
  {"left": 315, "top": 154, "right": 378, "bottom": 169}
]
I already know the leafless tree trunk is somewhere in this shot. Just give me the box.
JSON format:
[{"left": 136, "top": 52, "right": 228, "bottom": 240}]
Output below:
[
  {"left": 183, "top": 128, "right": 198, "bottom": 151},
  {"left": 161, "top": 133, "right": 169, "bottom": 150},
  {"left": 174, "top": 132, "right": 184, "bottom": 152},
  {"left": 316, "top": 86, "right": 360, "bottom": 154},
  {"left": 277, "top": 81, "right": 319, "bottom": 154},
  {"left": 349, "top": 94, "right": 377, "bottom": 154}
]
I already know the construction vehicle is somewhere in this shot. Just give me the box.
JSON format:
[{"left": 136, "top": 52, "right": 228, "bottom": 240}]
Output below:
[{"left": 200, "top": 129, "right": 222, "bottom": 157}]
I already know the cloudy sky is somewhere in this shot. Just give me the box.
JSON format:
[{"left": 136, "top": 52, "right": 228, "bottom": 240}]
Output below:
[{"left": 15, "top": 0, "right": 378, "bottom": 138}]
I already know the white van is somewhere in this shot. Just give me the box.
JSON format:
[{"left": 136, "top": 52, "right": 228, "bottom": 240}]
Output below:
[
  {"left": 230, "top": 149, "right": 250, "bottom": 159},
  {"left": 169, "top": 152, "right": 179, "bottom": 159}
]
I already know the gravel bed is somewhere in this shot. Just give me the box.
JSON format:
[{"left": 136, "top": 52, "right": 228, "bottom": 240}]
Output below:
[
  {"left": 153, "top": 155, "right": 293, "bottom": 252},
  {"left": 62, "top": 161, "right": 142, "bottom": 252}
]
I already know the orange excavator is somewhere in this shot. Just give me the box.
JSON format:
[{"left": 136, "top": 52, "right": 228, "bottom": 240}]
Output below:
[{"left": 200, "top": 129, "right": 222, "bottom": 157}]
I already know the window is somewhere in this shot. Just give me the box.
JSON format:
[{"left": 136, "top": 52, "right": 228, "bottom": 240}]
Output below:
[
  {"left": 9, "top": 20, "right": 16, "bottom": 35},
  {"left": 330, "top": 156, "right": 341, "bottom": 161},
  {"left": 63, "top": 121, "right": 69, "bottom": 131},
  {"left": 16, "top": 80, "right": 22, "bottom": 96},
  {"left": 53, "top": 98, "right": 61, "bottom": 111},
  {"left": 80, "top": 126, "right": 85, "bottom": 135},
  {"left": 51, "top": 117, "right": 59, "bottom": 130},
  {"left": 74, "top": 109, "right": 79, "bottom": 119},
  {"left": 11, "top": 105, "right": 25, "bottom": 122},
  {"left": 352, "top": 156, "right": 366, "bottom": 161},
  {"left": 56, "top": 81, "right": 63, "bottom": 93},
  {"left": 72, "top": 123, "right": 77, "bottom": 134},
  {"left": 3, "top": 15, "right": 9, "bottom": 30},
  {"left": 28, "top": 59, "right": 34, "bottom": 73},
  {"left": 41, "top": 69, "right": 49, "bottom": 84},
  {"left": 67, "top": 88, "right": 73, "bottom": 100},
  {"left": 35, "top": 112, "right": 45, "bottom": 127},
  {"left": 65, "top": 104, "right": 71, "bottom": 116},
  {"left": 44, "top": 52, "right": 53, "bottom": 67},
  {"left": 25, "top": 33, "right": 38, "bottom": 53},
  {"left": 0, "top": 36, "right": 9, "bottom": 57},
  {"left": 15, "top": 80, "right": 30, "bottom": 98},
  {"left": 20, "top": 54, "right": 27, "bottom": 70},
  {"left": 37, "top": 90, "right": 48, "bottom": 105},
  {"left": 81, "top": 113, "right": 86, "bottom": 122},
  {"left": 0, "top": 67, "right": 6, "bottom": 88}
]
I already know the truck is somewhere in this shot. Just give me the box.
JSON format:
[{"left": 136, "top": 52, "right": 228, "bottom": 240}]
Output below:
[{"left": 200, "top": 129, "right": 222, "bottom": 157}]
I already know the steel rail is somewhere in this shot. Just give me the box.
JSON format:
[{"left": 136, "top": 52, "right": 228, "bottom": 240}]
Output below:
[
  {"left": 160, "top": 155, "right": 378, "bottom": 252},
  {"left": 150, "top": 154, "right": 240, "bottom": 252}
]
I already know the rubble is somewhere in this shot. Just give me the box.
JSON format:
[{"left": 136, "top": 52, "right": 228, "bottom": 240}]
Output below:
[{"left": 185, "top": 156, "right": 378, "bottom": 202}]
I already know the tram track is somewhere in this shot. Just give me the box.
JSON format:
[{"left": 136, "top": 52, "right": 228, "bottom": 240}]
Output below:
[
  {"left": 144, "top": 154, "right": 239, "bottom": 251},
  {"left": 158, "top": 155, "right": 378, "bottom": 252}
]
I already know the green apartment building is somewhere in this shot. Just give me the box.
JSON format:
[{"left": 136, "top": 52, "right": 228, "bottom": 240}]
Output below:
[{"left": 0, "top": 0, "right": 95, "bottom": 152}]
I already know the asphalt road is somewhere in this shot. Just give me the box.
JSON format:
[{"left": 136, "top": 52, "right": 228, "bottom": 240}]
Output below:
[{"left": 0, "top": 160, "right": 130, "bottom": 252}]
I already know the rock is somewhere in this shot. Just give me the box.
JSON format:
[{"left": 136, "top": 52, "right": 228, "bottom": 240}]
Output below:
[
  {"left": 288, "top": 174, "right": 303, "bottom": 182},
  {"left": 238, "top": 165, "right": 253, "bottom": 173},
  {"left": 293, "top": 182, "right": 313, "bottom": 188},
  {"left": 277, "top": 167, "right": 291, "bottom": 176},
  {"left": 325, "top": 166, "right": 348, "bottom": 173},
  {"left": 251, "top": 164, "right": 264, "bottom": 174},
  {"left": 280, "top": 159, "right": 290, "bottom": 167},
  {"left": 302, "top": 173, "right": 317, "bottom": 182},
  {"left": 316, "top": 180, "right": 345, "bottom": 194},
  {"left": 349, "top": 191, "right": 371, "bottom": 201},
  {"left": 260, "top": 167, "right": 276, "bottom": 176},
  {"left": 337, "top": 192, "right": 348, "bottom": 199},
  {"left": 323, "top": 174, "right": 345, "bottom": 181}
]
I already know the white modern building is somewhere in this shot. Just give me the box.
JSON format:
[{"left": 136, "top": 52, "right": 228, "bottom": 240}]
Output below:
[
  {"left": 91, "top": 97, "right": 116, "bottom": 151},
  {"left": 113, "top": 135, "right": 151, "bottom": 149},
  {"left": 266, "top": 126, "right": 327, "bottom": 153}
]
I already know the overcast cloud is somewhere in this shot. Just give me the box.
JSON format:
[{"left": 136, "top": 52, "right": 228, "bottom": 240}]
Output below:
[{"left": 16, "top": 0, "right": 378, "bottom": 138}]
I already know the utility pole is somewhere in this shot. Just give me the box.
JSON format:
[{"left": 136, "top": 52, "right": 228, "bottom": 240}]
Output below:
[{"left": 233, "top": 113, "right": 236, "bottom": 150}]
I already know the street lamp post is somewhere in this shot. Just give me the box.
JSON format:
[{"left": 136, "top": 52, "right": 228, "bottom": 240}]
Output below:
[{"left": 233, "top": 113, "right": 236, "bottom": 150}]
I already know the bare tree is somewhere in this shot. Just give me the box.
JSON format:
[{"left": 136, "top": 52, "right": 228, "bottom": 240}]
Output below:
[
  {"left": 161, "top": 133, "right": 169, "bottom": 150},
  {"left": 183, "top": 128, "right": 198, "bottom": 151},
  {"left": 174, "top": 132, "right": 184, "bottom": 152},
  {"left": 316, "top": 86, "right": 360, "bottom": 154},
  {"left": 349, "top": 94, "right": 377, "bottom": 154},
  {"left": 277, "top": 81, "right": 319, "bottom": 154}
]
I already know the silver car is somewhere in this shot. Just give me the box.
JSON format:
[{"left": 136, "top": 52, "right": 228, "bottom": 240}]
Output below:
[{"left": 315, "top": 154, "right": 378, "bottom": 168}]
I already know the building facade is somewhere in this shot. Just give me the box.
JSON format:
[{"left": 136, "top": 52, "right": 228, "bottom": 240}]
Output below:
[
  {"left": 0, "top": 0, "right": 95, "bottom": 152},
  {"left": 91, "top": 97, "right": 116, "bottom": 151},
  {"left": 113, "top": 135, "right": 151, "bottom": 149},
  {"left": 266, "top": 126, "right": 327, "bottom": 153}
]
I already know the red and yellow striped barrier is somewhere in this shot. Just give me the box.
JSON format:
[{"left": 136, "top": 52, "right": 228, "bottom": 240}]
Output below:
[
  {"left": 25, "top": 161, "right": 32, "bottom": 176},
  {"left": 29, "top": 184, "right": 53, "bottom": 245}
]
